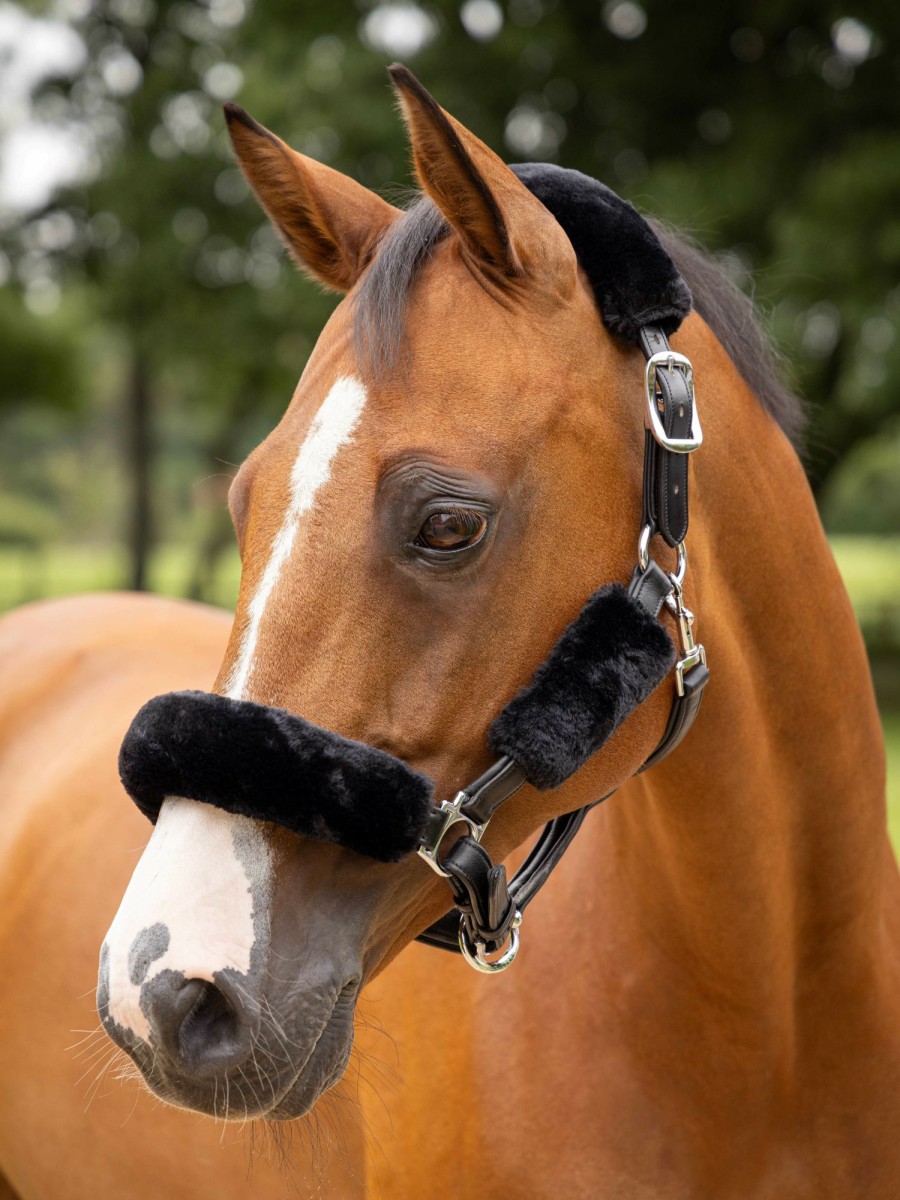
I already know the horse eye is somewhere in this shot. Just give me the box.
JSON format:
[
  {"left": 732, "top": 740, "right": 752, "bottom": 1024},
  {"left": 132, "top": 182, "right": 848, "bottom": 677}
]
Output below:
[{"left": 415, "top": 509, "right": 487, "bottom": 551}]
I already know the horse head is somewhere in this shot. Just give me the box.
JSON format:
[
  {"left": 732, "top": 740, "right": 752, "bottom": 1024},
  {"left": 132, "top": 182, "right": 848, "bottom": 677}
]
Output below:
[{"left": 98, "top": 67, "right": 685, "bottom": 1120}]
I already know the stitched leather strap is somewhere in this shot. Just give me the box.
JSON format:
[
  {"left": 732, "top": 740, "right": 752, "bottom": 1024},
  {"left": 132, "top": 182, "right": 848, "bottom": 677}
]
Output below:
[
  {"left": 415, "top": 807, "right": 593, "bottom": 952},
  {"left": 639, "top": 326, "right": 693, "bottom": 548},
  {"left": 460, "top": 757, "right": 528, "bottom": 826},
  {"left": 440, "top": 836, "right": 518, "bottom": 951},
  {"left": 628, "top": 559, "right": 672, "bottom": 618},
  {"left": 639, "top": 659, "right": 709, "bottom": 772}
]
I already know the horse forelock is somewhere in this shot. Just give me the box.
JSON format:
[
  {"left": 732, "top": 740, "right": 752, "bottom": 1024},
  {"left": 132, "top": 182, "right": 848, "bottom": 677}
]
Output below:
[{"left": 352, "top": 195, "right": 450, "bottom": 379}]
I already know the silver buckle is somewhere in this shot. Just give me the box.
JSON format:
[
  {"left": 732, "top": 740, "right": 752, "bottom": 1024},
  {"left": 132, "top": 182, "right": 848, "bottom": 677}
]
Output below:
[
  {"left": 417, "top": 793, "right": 484, "bottom": 878},
  {"left": 675, "top": 644, "right": 707, "bottom": 697},
  {"left": 644, "top": 352, "right": 702, "bottom": 454}
]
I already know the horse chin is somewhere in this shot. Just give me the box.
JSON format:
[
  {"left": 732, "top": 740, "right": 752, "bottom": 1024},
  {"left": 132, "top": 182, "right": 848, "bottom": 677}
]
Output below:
[
  {"left": 266, "top": 1007, "right": 356, "bottom": 1121},
  {"left": 264, "top": 990, "right": 357, "bottom": 1121}
]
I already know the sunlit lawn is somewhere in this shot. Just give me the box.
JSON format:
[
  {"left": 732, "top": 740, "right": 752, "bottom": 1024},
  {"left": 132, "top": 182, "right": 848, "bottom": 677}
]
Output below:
[
  {"left": 1, "top": 535, "right": 899, "bottom": 847},
  {"left": 0, "top": 541, "right": 242, "bottom": 613},
  {"left": 886, "top": 712, "right": 900, "bottom": 849},
  {"left": 830, "top": 535, "right": 900, "bottom": 623}
]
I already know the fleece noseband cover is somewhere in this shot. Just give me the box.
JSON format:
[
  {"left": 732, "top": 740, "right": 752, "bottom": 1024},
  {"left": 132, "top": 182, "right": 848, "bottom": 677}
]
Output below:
[
  {"left": 119, "top": 690, "right": 435, "bottom": 862},
  {"left": 119, "top": 585, "right": 674, "bottom": 862}
]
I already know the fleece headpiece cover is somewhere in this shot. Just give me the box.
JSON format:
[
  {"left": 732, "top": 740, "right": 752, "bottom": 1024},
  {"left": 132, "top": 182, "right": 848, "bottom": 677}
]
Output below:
[
  {"left": 510, "top": 163, "right": 692, "bottom": 342},
  {"left": 120, "top": 584, "right": 674, "bottom": 861}
]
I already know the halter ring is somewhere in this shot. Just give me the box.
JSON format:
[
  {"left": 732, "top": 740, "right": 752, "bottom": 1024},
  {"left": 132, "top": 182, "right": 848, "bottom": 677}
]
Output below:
[{"left": 458, "top": 911, "right": 522, "bottom": 974}]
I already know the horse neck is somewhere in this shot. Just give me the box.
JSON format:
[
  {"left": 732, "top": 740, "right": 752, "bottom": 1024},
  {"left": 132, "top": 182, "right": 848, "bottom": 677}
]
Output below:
[{"left": 603, "top": 321, "right": 889, "bottom": 1016}]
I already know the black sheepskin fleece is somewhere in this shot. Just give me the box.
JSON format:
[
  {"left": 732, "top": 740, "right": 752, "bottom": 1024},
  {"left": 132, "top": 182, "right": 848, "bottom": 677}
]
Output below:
[
  {"left": 120, "top": 594, "right": 674, "bottom": 856},
  {"left": 511, "top": 163, "right": 692, "bottom": 343},
  {"left": 119, "top": 690, "right": 435, "bottom": 862},
  {"left": 489, "top": 584, "right": 676, "bottom": 790}
]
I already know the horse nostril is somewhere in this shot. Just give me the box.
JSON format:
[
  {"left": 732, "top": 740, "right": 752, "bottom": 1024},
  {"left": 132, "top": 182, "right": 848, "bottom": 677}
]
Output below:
[
  {"left": 179, "top": 979, "right": 245, "bottom": 1063},
  {"left": 146, "top": 974, "right": 251, "bottom": 1073}
]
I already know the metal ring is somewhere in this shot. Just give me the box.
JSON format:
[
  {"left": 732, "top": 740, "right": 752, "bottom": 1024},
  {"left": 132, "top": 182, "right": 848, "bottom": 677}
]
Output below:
[
  {"left": 638, "top": 524, "right": 652, "bottom": 572},
  {"left": 669, "top": 540, "right": 687, "bottom": 588},
  {"left": 458, "top": 912, "right": 522, "bottom": 974},
  {"left": 639, "top": 528, "right": 686, "bottom": 589}
]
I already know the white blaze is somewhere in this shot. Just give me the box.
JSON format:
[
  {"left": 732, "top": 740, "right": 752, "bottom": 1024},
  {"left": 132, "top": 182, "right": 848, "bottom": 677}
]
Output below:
[
  {"left": 104, "top": 798, "right": 270, "bottom": 1041},
  {"left": 226, "top": 375, "right": 368, "bottom": 700},
  {"left": 104, "top": 376, "right": 367, "bottom": 1041}
]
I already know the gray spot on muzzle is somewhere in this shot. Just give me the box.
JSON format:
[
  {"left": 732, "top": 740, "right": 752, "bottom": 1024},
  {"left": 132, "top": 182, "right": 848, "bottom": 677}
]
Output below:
[
  {"left": 97, "top": 941, "right": 110, "bottom": 1018},
  {"left": 128, "top": 923, "right": 170, "bottom": 985},
  {"left": 231, "top": 823, "right": 271, "bottom": 970},
  {"left": 98, "top": 940, "right": 141, "bottom": 1053}
]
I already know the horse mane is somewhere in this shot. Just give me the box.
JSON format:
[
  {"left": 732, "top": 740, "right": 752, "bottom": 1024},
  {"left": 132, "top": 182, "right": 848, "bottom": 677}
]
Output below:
[
  {"left": 353, "top": 189, "right": 806, "bottom": 451},
  {"left": 646, "top": 218, "right": 806, "bottom": 450}
]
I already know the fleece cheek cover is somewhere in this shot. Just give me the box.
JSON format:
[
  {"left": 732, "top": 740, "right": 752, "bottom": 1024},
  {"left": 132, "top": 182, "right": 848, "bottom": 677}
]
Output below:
[{"left": 488, "top": 583, "right": 676, "bottom": 790}]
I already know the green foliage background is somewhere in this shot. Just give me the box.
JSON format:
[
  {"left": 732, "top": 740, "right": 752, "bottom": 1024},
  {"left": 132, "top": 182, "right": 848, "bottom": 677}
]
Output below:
[{"left": 0, "top": 0, "right": 897, "bottom": 698}]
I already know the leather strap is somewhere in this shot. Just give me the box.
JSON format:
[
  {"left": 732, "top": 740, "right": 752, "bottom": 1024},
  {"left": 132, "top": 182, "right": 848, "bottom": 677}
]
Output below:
[
  {"left": 441, "top": 836, "right": 517, "bottom": 952},
  {"left": 639, "top": 325, "right": 670, "bottom": 357},
  {"left": 639, "top": 326, "right": 693, "bottom": 548},
  {"left": 627, "top": 559, "right": 672, "bottom": 618},
  {"left": 460, "top": 757, "right": 528, "bottom": 826},
  {"left": 639, "top": 659, "right": 709, "bottom": 772},
  {"left": 415, "top": 806, "right": 594, "bottom": 952}
]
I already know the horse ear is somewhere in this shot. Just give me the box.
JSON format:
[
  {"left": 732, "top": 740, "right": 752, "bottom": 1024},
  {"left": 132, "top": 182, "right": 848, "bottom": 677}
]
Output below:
[
  {"left": 389, "top": 65, "right": 573, "bottom": 283},
  {"left": 224, "top": 104, "right": 401, "bottom": 293}
]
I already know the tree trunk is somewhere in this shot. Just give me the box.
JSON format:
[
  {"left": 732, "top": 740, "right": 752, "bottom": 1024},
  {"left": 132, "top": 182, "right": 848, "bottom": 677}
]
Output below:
[{"left": 127, "top": 349, "right": 152, "bottom": 591}]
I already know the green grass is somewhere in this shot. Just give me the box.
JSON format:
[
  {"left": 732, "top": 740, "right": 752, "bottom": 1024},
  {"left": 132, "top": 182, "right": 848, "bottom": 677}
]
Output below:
[
  {"left": 2, "top": 535, "right": 899, "bottom": 845},
  {"left": 0, "top": 542, "right": 242, "bottom": 613},
  {"left": 829, "top": 536, "right": 900, "bottom": 620}
]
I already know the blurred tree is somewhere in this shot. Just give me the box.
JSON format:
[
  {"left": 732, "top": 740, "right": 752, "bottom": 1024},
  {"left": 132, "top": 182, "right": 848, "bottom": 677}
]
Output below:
[
  {"left": 1, "top": 0, "right": 898, "bottom": 596},
  {"left": 0, "top": 288, "right": 82, "bottom": 413}
]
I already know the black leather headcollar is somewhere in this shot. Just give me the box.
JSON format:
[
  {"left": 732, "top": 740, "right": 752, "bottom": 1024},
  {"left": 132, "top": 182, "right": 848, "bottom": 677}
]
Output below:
[{"left": 118, "top": 170, "right": 710, "bottom": 973}]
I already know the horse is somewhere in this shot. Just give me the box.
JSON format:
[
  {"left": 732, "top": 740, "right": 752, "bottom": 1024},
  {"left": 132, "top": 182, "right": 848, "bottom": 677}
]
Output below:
[{"left": 1, "top": 65, "right": 898, "bottom": 1199}]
